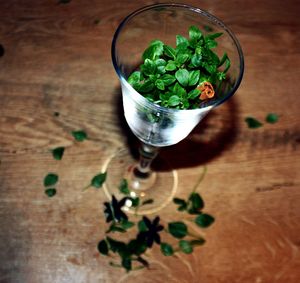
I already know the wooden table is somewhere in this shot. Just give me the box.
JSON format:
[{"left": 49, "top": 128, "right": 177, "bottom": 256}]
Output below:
[{"left": 1, "top": 1, "right": 299, "bottom": 282}]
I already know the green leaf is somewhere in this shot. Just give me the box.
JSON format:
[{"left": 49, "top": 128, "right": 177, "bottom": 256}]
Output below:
[
  {"left": 119, "top": 179, "right": 130, "bottom": 195},
  {"left": 160, "top": 74, "right": 176, "bottom": 86},
  {"left": 175, "top": 69, "right": 189, "bottom": 87},
  {"left": 245, "top": 117, "right": 263, "bottom": 129},
  {"left": 206, "top": 32, "right": 223, "bottom": 40},
  {"left": 219, "top": 52, "right": 228, "bottom": 67},
  {"left": 155, "top": 79, "right": 165, "bottom": 90},
  {"left": 207, "top": 49, "right": 220, "bottom": 65},
  {"left": 224, "top": 57, "right": 231, "bottom": 73},
  {"left": 155, "top": 58, "right": 166, "bottom": 66},
  {"left": 266, "top": 113, "right": 279, "bottom": 124},
  {"left": 91, "top": 172, "right": 107, "bottom": 188},
  {"left": 168, "top": 95, "right": 181, "bottom": 107},
  {"left": 188, "top": 70, "right": 200, "bottom": 86},
  {"left": 163, "top": 45, "right": 176, "bottom": 59},
  {"left": 181, "top": 99, "right": 190, "bottom": 109},
  {"left": 44, "top": 173, "right": 58, "bottom": 187},
  {"left": 191, "top": 54, "right": 202, "bottom": 67},
  {"left": 155, "top": 58, "right": 167, "bottom": 74},
  {"left": 173, "top": 198, "right": 188, "bottom": 211},
  {"left": 195, "top": 213, "right": 215, "bottom": 228},
  {"left": 45, "top": 188, "right": 56, "bottom": 197},
  {"left": 188, "top": 89, "right": 200, "bottom": 99},
  {"left": 165, "top": 61, "right": 177, "bottom": 71},
  {"left": 160, "top": 243, "right": 174, "bottom": 256},
  {"left": 176, "top": 53, "right": 190, "bottom": 65},
  {"left": 172, "top": 82, "right": 186, "bottom": 97},
  {"left": 141, "top": 59, "right": 156, "bottom": 76},
  {"left": 142, "top": 40, "right": 164, "bottom": 60},
  {"left": 176, "top": 35, "right": 189, "bottom": 47},
  {"left": 179, "top": 240, "right": 193, "bottom": 254},
  {"left": 205, "top": 39, "right": 218, "bottom": 49},
  {"left": 128, "top": 71, "right": 141, "bottom": 86},
  {"left": 139, "top": 80, "right": 155, "bottom": 93},
  {"left": 189, "top": 25, "right": 202, "bottom": 41},
  {"left": 189, "top": 192, "right": 204, "bottom": 211},
  {"left": 148, "top": 74, "right": 159, "bottom": 83},
  {"left": 72, "top": 130, "right": 87, "bottom": 142},
  {"left": 168, "top": 222, "right": 188, "bottom": 239},
  {"left": 52, "top": 147, "right": 65, "bottom": 160},
  {"left": 218, "top": 51, "right": 231, "bottom": 73},
  {"left": 203, "top": 62, "right": 217, "bottom": 74},
  {"left": 98, "top": 239, "right": 109, "bottom": 255}
]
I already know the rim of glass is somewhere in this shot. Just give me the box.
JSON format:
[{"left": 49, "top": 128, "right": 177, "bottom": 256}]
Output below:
[{"left": 111, "top": 3, "right": 244, "bottom": 114}]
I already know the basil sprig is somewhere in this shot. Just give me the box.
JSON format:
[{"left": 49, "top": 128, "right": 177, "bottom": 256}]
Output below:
[{"left": 128, "top": 26, "right": 231, "bottom": 109}]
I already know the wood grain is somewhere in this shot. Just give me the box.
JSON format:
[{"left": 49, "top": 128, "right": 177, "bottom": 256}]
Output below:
[{"left": 0, "top": 0, "right": 300, "bottom": 282}]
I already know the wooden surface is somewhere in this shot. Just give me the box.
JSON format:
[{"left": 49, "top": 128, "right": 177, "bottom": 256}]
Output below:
[{"left": 0, "top": 0, "right": 300, "bottom": 282}]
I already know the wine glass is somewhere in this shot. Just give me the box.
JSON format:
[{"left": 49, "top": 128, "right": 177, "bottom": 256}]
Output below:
[{"left": 103, "top": 3, "right": 244, "bottom": 214}]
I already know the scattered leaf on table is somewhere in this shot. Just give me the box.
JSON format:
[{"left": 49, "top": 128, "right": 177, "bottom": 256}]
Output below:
[
  {"left": 266, "top": 113, "right": 279, "bottom": 124},
  {"left": 160, "top": 242, "right": 174, "bottom": 256},
  {"left": 45, "top": 188, "right": 56, "bottom": 197},
  {"left": 91, "top": 172, "right": 107, "bottom": 188},
  {"left": 52, "top": 147, "right": 65, "bottom": 160},
  {"left": 168, "top": 221, "right": 188, "bottom": 239},
  {"left": 195, "top": 213, "right": 215, "bottom": 228},
  {"left": 72, "top": 130, "right": 87, "bottom": 142},
  {"left": 179, "top": 240, "right": 193, "bottom": 254},
  {"left": 245, "top": 117, "right": 263, "bottom": 129},
  {"left": 44, "top": 173, "right": 58, "bottom": 187}
]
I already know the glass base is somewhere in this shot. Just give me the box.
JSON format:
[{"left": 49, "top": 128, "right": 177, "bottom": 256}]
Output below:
[{"left": 102, "top": 148, "right": 178, "bottom": 215}]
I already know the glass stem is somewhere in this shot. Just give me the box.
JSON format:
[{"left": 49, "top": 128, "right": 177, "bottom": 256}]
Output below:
[{"left": 134, "top": 143, "right": 159, "bottom": 178}]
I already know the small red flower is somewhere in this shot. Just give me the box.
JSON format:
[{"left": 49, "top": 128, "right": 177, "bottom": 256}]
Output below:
[{"left": 197, "top": 82, "right": 215, "bottom": 100}]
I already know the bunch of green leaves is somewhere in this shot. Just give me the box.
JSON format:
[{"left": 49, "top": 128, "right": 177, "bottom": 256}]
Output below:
[
  {"left": 127, "top": 25, "right": 230, "bottom": 109},
  {"left": 98, "top": 174, "right": 214, "bottom": 272}
]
